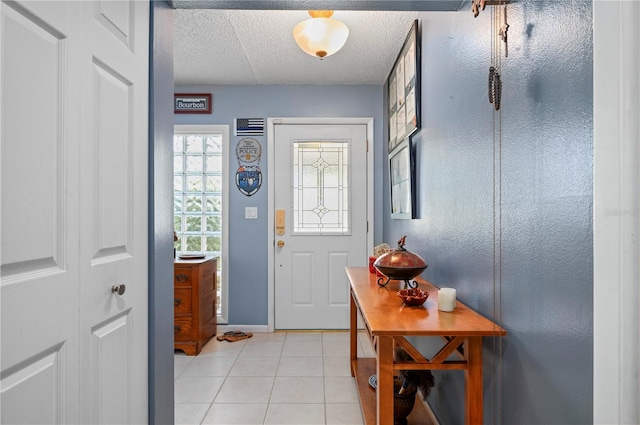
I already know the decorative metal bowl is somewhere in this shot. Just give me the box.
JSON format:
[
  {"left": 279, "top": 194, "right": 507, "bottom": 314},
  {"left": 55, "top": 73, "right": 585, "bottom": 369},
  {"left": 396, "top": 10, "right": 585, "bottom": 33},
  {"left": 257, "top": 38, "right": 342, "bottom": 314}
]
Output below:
[
  {"left": 398, "top": 288, "right": 429, "bottom": 306},
  {"left": 374, "top": 236, "right": 427, "bottom": 288}
]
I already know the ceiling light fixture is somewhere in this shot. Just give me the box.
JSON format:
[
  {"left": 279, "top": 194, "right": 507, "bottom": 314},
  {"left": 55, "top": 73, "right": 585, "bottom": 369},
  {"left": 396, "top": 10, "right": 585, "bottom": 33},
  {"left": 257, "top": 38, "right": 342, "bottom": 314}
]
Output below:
[{"left": 293, "top": 10, "right": 349, "bottom": 59}]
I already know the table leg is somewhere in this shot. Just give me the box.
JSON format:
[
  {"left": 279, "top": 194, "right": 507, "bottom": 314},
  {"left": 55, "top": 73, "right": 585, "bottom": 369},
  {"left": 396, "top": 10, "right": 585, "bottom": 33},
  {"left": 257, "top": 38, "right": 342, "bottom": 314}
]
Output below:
[
  {"left": 350, "top": 291, "right": 357, "bottom": 376},
  {"left": 377, "top": 335, "right": 394, "bottom": 425},
  {"left": 465, "top": 337, "right": 483, "bottom": 425}
]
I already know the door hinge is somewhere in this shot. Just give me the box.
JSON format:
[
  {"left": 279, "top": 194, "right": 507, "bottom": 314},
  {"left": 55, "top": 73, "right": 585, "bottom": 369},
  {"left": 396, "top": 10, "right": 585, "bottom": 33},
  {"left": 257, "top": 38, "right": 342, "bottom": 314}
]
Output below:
[
  {"left": 367, "top": 221, "right": 369, "bottom": 233},
  {"left": 366, "top": 139, "right": 369, "bottom": 153}
]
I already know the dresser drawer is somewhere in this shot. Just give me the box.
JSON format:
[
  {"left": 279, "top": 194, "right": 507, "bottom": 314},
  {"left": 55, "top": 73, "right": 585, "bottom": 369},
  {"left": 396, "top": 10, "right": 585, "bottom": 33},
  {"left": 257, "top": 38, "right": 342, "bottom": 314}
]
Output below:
[
  {"left": 174, "top": 318, "right": 193, "bottom": 341},
  {"left": 174, "top": 267, "right": 192, "bottom": 286},
  {"left": 174, "top": 288, "right": 192, "bottom": 315}
]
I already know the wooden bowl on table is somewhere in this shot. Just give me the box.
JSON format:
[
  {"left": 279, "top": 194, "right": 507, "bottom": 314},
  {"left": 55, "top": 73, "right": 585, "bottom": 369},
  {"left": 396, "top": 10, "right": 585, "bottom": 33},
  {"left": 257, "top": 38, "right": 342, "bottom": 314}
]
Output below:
[{"left": 397, "top": 288, "right": 429, "bottom": 306}]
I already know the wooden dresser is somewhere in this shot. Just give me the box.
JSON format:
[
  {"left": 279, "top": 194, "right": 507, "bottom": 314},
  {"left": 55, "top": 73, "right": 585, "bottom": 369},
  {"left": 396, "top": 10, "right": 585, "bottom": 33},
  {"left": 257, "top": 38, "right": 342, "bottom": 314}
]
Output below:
[{"left": 174, "top": 256, "right": 218, "bottom": 355}]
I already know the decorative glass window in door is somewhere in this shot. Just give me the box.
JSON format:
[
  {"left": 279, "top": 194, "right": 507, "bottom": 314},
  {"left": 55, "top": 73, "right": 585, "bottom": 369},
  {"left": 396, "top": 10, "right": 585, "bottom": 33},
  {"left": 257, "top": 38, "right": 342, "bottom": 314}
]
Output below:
[{"left": 292, "top": 140, "right": 350, "bottom": 234}]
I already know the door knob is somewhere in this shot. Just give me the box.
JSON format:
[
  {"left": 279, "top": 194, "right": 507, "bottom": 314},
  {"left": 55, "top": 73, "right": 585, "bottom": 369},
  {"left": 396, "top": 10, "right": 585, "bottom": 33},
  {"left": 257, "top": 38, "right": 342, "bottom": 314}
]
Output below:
[
  {"left": 111, "top": 284, "right": 126, "bottom": 295},
  {"left": 277, "top": 240, "right": 285, "bottom": 248}
]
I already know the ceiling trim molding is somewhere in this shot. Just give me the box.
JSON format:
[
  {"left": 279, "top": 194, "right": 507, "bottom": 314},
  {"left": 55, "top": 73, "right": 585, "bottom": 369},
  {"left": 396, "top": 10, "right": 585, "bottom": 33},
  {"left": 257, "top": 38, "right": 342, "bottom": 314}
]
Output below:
[{"left": 170, "top": 0, "right": 465, "bottom": 11}]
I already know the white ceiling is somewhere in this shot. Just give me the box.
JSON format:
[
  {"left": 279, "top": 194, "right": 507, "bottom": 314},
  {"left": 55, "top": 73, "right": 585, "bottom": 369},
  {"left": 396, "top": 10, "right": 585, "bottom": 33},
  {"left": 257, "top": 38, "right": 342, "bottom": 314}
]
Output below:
[{"left": 173, "top": 9, "right": 424, "bottom": 86}]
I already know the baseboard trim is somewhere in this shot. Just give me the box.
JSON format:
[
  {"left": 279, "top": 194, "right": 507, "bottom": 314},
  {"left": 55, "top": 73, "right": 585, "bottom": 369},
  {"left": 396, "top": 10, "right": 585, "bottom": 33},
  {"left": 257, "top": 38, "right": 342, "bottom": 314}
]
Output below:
[{"left": 216, "top": 324, "right": 269, "bottom": 334}]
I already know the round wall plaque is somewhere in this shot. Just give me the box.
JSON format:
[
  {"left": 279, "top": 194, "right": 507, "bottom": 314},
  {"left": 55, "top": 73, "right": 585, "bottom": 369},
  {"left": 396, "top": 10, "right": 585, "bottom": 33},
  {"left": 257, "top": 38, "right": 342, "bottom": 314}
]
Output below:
[{"left": 236, "top": 138, "right": 262, "bottom": 163}]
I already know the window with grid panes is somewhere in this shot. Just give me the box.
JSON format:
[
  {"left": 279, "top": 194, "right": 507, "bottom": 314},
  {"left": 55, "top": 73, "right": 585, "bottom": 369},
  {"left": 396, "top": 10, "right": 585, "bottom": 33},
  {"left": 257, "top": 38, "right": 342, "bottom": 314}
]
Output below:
[{"left": 174, "top": 131, "right": 223, "bottom": 316}]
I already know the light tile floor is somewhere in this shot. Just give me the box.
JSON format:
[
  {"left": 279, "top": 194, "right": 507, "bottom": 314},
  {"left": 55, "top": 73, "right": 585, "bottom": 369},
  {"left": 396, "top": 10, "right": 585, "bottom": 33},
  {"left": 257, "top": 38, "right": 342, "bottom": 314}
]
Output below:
[{"left": 175, "top": 331, "right": 376, "bottom": 425}]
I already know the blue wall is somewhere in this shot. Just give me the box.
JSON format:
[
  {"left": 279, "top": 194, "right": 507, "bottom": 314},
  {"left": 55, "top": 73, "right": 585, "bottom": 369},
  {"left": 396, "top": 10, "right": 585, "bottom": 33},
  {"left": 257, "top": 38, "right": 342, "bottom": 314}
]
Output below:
[
  {"left": 150, "top": 2, "right": 175, "bottom": 423},
  {"left": 175, "top": 2, "right": 593, "bottom": 422},
  {"left": 174, "top": 85, "right": 384, "bottom": 325},
  {"left": 383, "top": 3, "right": 592, "bottom": 424}
]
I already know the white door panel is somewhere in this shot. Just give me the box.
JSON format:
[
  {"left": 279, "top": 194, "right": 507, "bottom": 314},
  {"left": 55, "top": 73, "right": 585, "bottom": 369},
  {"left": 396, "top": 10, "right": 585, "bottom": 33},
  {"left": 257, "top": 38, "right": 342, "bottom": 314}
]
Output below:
[
  {"left": 1, "top": 2, "right": 81, "bottom": 422},
  {"left": 273, "top": 123, "right": 368, "bottom": 329},
  {"left": 79, "top": 1, "right": 148, "bottom": 423},
  {"left": 1, "top": 1, "right": 149, "bottom": 423}
]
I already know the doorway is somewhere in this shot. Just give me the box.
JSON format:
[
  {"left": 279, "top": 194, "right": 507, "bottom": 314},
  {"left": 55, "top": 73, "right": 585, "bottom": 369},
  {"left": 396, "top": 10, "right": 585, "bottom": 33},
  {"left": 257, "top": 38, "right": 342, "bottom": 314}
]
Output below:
[
  {"left": 1, "top": 1, "right": 149, "bottom": 422},
  {"left": 152, "top": 3, "right": 637, "bottom": 422},
  {"left": 267, "top": 118, "right": 374, "bottom": 331}
]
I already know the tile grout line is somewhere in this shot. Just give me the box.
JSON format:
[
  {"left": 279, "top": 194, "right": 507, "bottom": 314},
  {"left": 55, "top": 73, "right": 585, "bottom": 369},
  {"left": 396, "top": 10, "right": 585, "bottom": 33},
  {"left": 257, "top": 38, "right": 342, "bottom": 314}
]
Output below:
[
  {"left": 175, "top": 331, "right": 365, "bottom": 425},
  {"left": 262, "top": 333, "right": 285, "bottom": 424},
  {"left": 198, "top": 339, "right": 246, "bottom": 425}
]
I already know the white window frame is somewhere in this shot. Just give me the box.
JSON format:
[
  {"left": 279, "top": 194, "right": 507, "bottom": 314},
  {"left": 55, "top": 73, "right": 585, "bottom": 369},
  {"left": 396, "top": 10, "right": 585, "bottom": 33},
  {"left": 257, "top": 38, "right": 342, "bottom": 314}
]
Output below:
[{"left": 174, "top": 124, "right": 229, "bottom": 325}]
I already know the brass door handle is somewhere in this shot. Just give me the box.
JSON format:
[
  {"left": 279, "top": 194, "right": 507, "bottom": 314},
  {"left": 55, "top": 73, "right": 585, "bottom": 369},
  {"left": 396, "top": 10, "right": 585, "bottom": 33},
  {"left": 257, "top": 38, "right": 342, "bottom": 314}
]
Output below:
[
  {"left": 276, "top": 209, "right": 285, "bottom": 235},
  {"left": 277, "top": 240, "right": 285, "bottom": 248}
]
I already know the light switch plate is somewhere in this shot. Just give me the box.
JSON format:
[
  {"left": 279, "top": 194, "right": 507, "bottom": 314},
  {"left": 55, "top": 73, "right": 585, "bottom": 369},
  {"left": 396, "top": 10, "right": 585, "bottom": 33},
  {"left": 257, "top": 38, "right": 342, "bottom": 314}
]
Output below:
[{"left": 245, "top": 206, "right": 258, "bottom": 219}]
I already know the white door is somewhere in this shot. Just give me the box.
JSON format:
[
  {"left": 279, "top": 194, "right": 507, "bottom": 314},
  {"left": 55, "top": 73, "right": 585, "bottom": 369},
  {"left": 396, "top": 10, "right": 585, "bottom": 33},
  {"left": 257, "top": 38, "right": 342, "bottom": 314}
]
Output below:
[
  {"left": 1, "top": 1, "right": 149, "bottom": 424},
  {"left": 273, "top": 122, "right": 369, "bottom": 329}
]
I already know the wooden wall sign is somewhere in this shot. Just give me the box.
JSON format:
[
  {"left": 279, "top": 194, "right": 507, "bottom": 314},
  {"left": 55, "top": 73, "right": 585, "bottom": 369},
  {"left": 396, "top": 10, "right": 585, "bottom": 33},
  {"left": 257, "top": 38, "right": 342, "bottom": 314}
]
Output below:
[{"left": 174, "top": 93, "right": 212, "bottom": 114}]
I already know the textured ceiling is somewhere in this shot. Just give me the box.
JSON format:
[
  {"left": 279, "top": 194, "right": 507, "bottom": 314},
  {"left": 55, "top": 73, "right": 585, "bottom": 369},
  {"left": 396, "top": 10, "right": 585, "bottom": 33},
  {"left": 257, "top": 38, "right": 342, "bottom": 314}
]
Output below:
[
  {"left": 172, "top": 1, "right": 469, "bottom": 85},
  {"left": 174, "top": 9, "right": 426, "bottom": 85},
  {"left": 170, "top": 1, "right": 465, "bottom": 12}
]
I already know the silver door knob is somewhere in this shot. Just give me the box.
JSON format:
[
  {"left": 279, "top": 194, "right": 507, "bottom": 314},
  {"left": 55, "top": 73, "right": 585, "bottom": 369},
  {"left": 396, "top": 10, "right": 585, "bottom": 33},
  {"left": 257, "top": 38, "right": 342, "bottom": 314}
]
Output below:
[{"left": 111, "top": 284, "right": 126, "bottom": 295}]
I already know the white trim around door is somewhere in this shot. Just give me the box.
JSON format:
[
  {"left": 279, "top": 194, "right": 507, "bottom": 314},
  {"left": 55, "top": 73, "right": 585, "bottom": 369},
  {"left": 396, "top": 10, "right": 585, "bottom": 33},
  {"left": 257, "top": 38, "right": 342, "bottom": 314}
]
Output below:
[
  {"left": 267, "top": 117, "right": 374, "bottom": 332},
  {"left": 593, "top": 2, "right": 640, "bottom": 422}
]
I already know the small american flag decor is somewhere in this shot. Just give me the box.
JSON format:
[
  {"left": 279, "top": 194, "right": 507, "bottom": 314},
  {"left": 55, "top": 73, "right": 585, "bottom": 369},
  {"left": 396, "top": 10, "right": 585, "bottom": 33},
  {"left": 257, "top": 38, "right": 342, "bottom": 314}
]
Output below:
[{"left": 235, "top": 118, "right": 265, "bottom": 136}]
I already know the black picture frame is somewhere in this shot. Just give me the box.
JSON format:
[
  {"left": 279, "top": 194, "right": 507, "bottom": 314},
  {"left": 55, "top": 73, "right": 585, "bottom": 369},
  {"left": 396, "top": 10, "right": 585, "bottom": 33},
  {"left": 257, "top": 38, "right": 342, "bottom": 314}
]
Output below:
[
  {"left": 389, "top": 139, "right": 415, "bottom": 219},
  {"left": 174, "top": 93, "right": 212, "bottom": 114},
  {"left": 387, "top": 19, "right": 421, "bottom": 153}
]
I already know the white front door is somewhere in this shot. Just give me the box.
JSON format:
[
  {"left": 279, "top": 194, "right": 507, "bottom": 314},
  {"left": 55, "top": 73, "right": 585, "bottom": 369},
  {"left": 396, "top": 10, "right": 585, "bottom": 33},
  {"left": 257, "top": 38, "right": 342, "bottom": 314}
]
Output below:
[
  {"left": 272, "top": 121, "right": 370, "bottom": 329},
  {"left": 1, "top": 1, "right": 149, "bottom": 423}
]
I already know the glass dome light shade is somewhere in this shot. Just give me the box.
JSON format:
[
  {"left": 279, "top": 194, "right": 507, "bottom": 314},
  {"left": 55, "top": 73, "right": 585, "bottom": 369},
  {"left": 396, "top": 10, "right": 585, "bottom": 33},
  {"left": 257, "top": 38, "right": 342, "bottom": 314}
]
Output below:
[{"left": 293, "top": 17, "right": 349, "bottom": 58}]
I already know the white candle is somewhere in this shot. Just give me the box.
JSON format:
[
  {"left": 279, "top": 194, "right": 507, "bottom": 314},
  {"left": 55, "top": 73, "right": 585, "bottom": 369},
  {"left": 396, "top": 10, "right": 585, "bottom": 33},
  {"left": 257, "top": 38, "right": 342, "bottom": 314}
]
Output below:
[{"left": 438, "top": 288, "right": 456, "bottom": 312}]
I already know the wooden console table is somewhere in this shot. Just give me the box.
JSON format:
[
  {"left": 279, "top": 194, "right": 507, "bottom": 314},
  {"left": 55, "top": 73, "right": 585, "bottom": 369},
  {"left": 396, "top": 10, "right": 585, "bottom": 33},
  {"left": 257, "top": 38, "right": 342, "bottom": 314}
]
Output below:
[{"left": 347, "top": 267, "right": 506, "bottom": 425}]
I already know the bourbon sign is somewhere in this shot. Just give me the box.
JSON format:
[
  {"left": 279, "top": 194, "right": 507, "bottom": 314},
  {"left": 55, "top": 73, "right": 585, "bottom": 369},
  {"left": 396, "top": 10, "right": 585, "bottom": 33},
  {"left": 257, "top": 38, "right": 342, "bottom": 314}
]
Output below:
[{"left": 174, "top": 93, "right": 212, "bottom": 114}]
